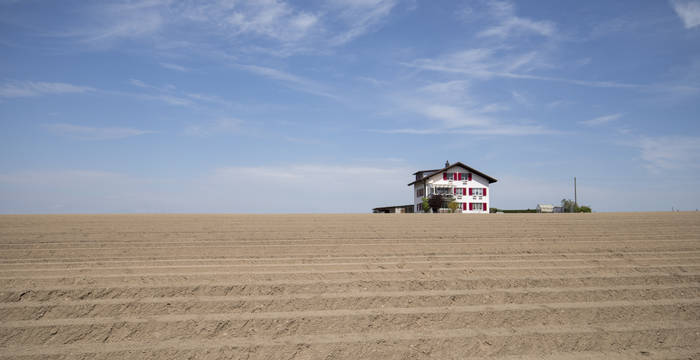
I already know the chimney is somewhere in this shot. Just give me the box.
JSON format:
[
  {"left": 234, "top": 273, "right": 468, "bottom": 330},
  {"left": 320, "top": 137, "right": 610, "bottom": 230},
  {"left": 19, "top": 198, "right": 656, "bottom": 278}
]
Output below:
[{"left": 445, "top": 160, "right": 450, "bottom": 167}]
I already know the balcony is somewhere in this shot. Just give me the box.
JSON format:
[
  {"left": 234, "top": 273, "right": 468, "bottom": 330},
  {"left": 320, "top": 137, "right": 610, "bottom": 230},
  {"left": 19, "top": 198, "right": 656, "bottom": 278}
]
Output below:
[{"left": 429, "top": 186, "right": 456, "bottom": 198}]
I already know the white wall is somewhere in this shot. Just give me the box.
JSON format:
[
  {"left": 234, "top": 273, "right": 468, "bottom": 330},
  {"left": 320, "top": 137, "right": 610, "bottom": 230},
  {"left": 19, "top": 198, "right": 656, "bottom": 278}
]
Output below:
[{"left": 412, "top": 166, "right": 491, "bottom": 213}]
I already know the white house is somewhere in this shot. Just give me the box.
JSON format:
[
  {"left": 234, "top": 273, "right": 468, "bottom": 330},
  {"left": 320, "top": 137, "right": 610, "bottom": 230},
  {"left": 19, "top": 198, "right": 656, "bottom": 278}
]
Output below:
[
  {"left": 408, "top": 161, "right": 497, "bottom": 213},
  {"left": 536, "top": 204, "right": 554, "bottom": 213}
]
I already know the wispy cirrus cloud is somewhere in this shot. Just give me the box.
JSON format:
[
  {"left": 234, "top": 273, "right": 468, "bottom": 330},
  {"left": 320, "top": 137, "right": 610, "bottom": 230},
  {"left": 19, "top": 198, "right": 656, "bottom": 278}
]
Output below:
[
  {"left": 370, "top": 125, "right": 558, "bottom": 136},
  {"left": 327, "top": 0, "right": 399, "bottom": 45},
  {"left": 670, "top": 0, "right": 700, "bottom": 29},
  {"left": 183, "top": 118, "right": 244, "bottom": 137},
  {"left": 0, "top": 81, "right": 94, "bottom": 98},
  {"left": 628, "top": 135, "right": 700, "bottom": 170},
  {"left": 43, "top": 123, "right": 154, "bottom": 140},
  {"left": 405, "top": 48, "right": 699, "bottom": 92},
  {"left": 580, "top": 113, "right": 622, "bottom": 126},
  {"left": 124, "top": 78, "right": 231, "bottom": 107},
  {"left": 26, "top": 0, "right": 400, "bottom": 59},
  {"left": 235, "top": 64, "right": 339, "bottom": 100},
  {"left": 160, "top": 62, "right": 188, "bottom": 72},
  {"left": 180, "top": 0, "right": 320, "bottom": 43},
  {"left": 475, "top": 0, "right": 556, "bottom": 39},
  {"left": 373, "top": 79, "right": 559, "bottom": 136},
  {"left": 57, "top": 0, "right": 166, "bottom": 44},
  {"left": 406, "top": 48, "right": 545, "bottom": 80}
]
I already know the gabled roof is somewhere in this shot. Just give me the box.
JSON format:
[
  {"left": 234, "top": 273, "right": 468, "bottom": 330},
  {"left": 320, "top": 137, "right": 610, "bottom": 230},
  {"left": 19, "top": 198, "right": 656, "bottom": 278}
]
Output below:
[
  {"left": 407, "top": 162, "right": 498, "bottom": 186},
  {"left": 412, "top": 169, "right": 441, "bottom": 175}
]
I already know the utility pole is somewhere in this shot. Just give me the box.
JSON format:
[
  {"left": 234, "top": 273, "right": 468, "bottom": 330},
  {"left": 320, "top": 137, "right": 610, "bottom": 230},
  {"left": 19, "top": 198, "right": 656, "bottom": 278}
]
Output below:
[{"left": 571, "top": 176, "right": 578, "bottom": 213}]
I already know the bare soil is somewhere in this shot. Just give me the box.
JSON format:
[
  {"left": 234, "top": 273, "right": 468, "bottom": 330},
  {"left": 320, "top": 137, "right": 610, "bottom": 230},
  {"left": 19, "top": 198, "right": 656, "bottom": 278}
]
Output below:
[{"left": 0, "top": 212, "right": 699, "bottom": 359}]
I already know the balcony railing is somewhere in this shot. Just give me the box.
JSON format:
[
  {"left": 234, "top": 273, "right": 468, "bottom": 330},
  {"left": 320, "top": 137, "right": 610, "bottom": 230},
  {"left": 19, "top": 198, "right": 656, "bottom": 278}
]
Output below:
[{"left": 429, "top": 187, "right": 457, "bottom": 198}]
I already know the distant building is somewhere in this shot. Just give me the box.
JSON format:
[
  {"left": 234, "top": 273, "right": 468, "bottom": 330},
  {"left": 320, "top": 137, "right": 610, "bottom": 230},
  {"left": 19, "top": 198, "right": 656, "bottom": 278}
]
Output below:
[
  {"left": 372, "top": 205, "right": 414, "bottom": 214},
  {"left": 408, "top": 161, "right": 497, "bottom": 213},
  {"left": 553, "top": 206, "right": 564, "bottom": 213},
  {"left": 537, "top": 204, "right": 554, "bottom": 213}
]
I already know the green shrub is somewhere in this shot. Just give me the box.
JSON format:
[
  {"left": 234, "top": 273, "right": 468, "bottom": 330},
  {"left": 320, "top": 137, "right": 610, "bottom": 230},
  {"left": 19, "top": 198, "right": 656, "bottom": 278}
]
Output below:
[{"left": 448, "top": 201, "right": 459, "bottom": 213}]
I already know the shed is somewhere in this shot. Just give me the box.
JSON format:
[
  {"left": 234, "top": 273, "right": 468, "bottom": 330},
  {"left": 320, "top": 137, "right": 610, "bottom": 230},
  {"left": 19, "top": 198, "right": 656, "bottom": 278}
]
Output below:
[{"left": 536, "top": 204, "right": 554, "bottom": 213}]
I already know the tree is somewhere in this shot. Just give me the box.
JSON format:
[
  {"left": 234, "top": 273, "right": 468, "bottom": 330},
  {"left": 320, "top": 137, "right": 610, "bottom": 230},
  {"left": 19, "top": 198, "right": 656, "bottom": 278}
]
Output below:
[
  {"left": 421, "top": 197, "right": 430, "bottom": 213},
  {"left": 561, "top": 198, "right": 592, "bottom": 213},
  {"left": 448, "top": 200, "right": 459, "bottom": 213},
  {"left": 561, "top": 199, "right": 576, "bottom": 213},
  {"left": 428, "top": 194, "right": 444, "bottom": 213}
]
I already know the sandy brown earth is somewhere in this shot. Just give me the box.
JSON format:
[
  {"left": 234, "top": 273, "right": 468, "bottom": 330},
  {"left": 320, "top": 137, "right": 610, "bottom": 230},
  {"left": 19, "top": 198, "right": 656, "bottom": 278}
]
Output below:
[{"left": 0, "top": 212, "right": 698, "bottom": 359}]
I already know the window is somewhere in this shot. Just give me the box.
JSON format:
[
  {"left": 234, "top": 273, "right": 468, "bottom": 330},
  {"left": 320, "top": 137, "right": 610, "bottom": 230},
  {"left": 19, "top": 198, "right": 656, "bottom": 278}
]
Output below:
[
  {"left": 416, "top": 188, "right": 424, "bottom": 197},
  {"left": 443, "top": 172, "right": 463, "bottom": 181},
  {"left": 459, "top": 173, "right": 468, "bottom": 181},
  {"left": 435, "top": 187, "right": 452, "bottom": 196},
  {"left": 472, "top": 203, "right": 483, "bottom": 211},
  {"left": 472, "top": 188, "right": 483, "bottom": 196}
]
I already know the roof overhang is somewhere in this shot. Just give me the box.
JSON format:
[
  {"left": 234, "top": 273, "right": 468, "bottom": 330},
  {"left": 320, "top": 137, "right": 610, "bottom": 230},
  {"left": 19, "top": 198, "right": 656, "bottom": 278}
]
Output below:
[{"left": 408, "top": 162, "right": 498, "bottom": 186}]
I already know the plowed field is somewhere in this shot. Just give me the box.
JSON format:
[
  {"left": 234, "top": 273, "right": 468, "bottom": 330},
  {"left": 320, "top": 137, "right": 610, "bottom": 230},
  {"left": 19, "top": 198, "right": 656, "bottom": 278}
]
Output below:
[{"left": 1, "top": 213, "right": 699, "bottom": 359}]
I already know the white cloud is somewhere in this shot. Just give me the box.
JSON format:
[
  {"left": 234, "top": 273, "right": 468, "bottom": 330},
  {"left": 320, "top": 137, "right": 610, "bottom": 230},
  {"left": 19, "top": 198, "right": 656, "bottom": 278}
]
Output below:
[
  {"left": 0, "top": 81, "right": 94, "bottom": 98},
  {"left": 511, "top": 91, "right": 529, "bottom": 105},
  {"left": 631, "top": 135, "right": 700, "bottom": 170},
  {"left": 183, "top": 118, "right": 244, "bottom": 137},
  {"left": 405, "top": 49, "right": 699, "bottom": 92},
  {"left": 407, "top": 48, "right": 545, "bottom": 80},
  {"left": 160, "top": 62, "right": 188, "bottom": 72},
  {"left": 121, "top": 78, "right": 230, "bottom": 107},
  {"left": 580, "top": 113, "right": 622, "bottom": 126},
  {"left": 670, "top": 0, "right": 700, "bottom": 29},
  {"left": 128, "top": 79, "right": 149, "bottom": 88},
  {"left": 383, "top": 77, "right": 557, "bottom": 136},
  {"left": 51, "top": 0, "right": 397, "bottom": 55},
  {"left": 58, "top": 1, "right": 166, "bottom": 44},
  {"left": 478, "top": 103, "right": 510, "bottom": 113},
  {"left": 200, "top": 0, "right": 319, "bottom": 42},
  {"left": 236, "top": 64, "right": 339, "bottom": 99},
  {"left": 43, "top": 123, "right": 154, "bottom": 140},
  {"left": 83, "top": 12, "right": 163, "bottom": 43},
  {"left": 476, "top": 0, "right": 556, "bottom": 39},
  {"left": 327, "top": 0, "right": 399, "bottom": 45},
  {"left": 416, "top": 104, "right": 491, "bottom": 128},
  {"left": 371, "top": 124, "right": 558, "bottom": 136}
]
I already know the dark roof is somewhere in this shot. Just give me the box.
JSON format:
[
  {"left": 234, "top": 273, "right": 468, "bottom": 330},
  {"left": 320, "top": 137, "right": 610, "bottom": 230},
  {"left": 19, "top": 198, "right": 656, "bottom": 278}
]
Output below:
[
  {"left": 407, "top": 162, "right": 498, "bottom": 186},
  {"left": 412, "top": 169, "right": 441, "bottom": 175},
  {"left": 372, "top": 205, "right": 414, "bottom": 211}
]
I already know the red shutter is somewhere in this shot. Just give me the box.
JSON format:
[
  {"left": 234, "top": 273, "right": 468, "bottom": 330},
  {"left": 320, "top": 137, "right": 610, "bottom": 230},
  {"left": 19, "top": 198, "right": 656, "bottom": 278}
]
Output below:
[
  {"left": 463, "top": 188, "right": 466, "bottom": 196},
  {"left": 483, "top": 188, "right": 487, "bottom": 196},
  {"left": 458, "top": 172, "right": 462, "bottom": 180},
  {"left": 484, "top": 203, "right": 487, "bottom": 212},
  {"left": 462, "top": 203, "right": 467, "bottom": 211},
  {"left": 469, "top": 188, "right": 472, "bottom": 196},
  {"left": 443, "top": 173, "right": 447, "bottom": 180},
  {"left": 468, "top": 173, "right": 472, "bottom": 181},
  {"left": 469, "top": 203, "right": 473, "bottom": 211},
  {"left": 453, "top": 173, "right": 457, "bottom": 180},
  {"left": 453, "top": 188, "right": 457, "bottom": 195}
]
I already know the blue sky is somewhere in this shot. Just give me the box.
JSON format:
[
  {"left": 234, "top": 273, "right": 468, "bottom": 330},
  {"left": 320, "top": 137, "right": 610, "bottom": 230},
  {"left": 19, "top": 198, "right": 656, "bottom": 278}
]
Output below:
[{"left": 1, "top": 0, "right": 699, "bottom": 213}]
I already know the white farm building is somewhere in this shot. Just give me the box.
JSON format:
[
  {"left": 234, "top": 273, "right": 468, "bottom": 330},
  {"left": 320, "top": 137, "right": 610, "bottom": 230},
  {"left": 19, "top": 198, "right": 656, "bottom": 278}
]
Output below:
[{"left": 409, "top": 161, "right": 497, "bottom": 213}]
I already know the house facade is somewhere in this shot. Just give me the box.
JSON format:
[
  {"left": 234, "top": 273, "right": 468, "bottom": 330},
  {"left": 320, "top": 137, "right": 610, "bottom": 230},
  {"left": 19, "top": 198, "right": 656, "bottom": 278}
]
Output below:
[{"left": 408, "top": 161, "right": 497, "bottom": 213}]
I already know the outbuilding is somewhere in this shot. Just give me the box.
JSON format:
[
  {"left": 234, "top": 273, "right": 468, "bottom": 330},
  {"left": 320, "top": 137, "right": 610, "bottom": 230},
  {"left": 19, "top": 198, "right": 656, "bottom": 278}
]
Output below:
[{"left": 536, "top": 204, "right": 554, "bottom": 213}]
